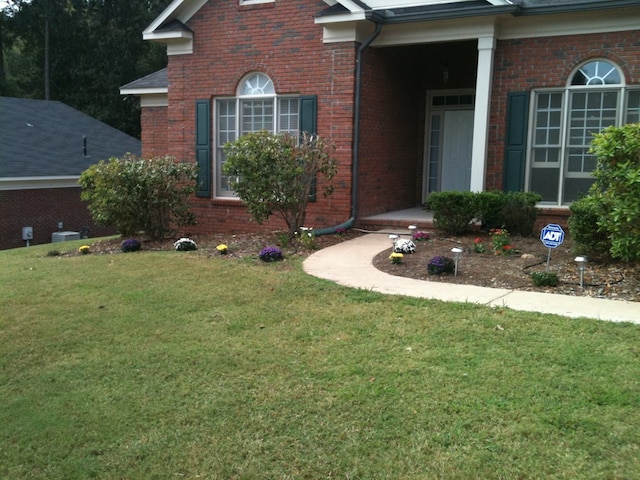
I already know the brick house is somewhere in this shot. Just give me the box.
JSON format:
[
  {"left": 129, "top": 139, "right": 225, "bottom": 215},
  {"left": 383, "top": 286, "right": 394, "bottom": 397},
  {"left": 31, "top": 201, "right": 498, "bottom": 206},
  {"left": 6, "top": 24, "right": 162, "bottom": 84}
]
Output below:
[
  {"left": 0, "top": 97, "right": 141, "bottom": 250},
  {"left": 121, "top": 0, "right": 640, "bottom": 235}
]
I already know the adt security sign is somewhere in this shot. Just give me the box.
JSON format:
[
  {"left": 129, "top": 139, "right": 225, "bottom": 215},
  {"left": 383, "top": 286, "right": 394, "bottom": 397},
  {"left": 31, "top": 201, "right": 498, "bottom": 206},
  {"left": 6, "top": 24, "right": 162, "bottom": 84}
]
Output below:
[{"left": 540, "top": 224, "right": 565, "bottom": 248}]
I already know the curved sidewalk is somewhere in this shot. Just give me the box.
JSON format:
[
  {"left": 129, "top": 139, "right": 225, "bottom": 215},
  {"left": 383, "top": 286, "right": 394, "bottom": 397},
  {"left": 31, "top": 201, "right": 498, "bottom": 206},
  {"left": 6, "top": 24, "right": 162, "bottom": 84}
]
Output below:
[{"left": 303, "top": 232, "right": 640, "bottom": 324}]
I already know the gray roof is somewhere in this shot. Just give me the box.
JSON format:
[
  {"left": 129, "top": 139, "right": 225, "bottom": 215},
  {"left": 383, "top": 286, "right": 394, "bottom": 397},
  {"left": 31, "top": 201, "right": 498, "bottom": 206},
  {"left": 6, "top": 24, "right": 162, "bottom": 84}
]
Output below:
[
  {"left": 0, "top": 96, "right": 141, "bottom": 178},
  {"left": 121, "top": 67, "right": 168, "bottom": 91},
  {"left": 319, "top": 0, "right": 640, "bottom": 22}
]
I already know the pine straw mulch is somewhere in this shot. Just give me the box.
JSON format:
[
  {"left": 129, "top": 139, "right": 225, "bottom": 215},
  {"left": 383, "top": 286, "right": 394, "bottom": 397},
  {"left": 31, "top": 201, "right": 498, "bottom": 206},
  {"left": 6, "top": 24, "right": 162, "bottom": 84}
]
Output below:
[
  {"left": 373, "top": 230, "right": 640, "bottom": 303},
  {"left": 77, "top": 229, "right": 639, "bottom": 303}
]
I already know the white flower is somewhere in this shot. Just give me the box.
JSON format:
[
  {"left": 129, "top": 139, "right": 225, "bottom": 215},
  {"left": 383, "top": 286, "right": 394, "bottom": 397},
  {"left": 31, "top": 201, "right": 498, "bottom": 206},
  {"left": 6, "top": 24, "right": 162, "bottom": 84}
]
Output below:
[
  {"left": 393, "top": 238, "right": 416, "bottom": 254},
  {"left": 174, "top": 237, "right": 197, "bottom": 251}
]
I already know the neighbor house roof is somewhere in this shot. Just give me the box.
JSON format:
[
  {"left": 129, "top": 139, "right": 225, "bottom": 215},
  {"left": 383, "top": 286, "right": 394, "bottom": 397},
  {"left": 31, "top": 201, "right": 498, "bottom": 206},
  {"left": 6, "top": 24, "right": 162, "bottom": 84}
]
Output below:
[
  {"left": 0, "top": 96, "right": 141, "bottom": 190},
  {"left": 120, "top": 67, "right": 168, "bottom": 93}
]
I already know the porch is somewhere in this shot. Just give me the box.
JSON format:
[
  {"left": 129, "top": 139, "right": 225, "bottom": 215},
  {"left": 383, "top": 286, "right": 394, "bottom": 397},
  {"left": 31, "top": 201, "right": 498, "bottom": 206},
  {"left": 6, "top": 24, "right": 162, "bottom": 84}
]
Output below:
[
  {"left": 359, "top": 207, "right": 434, "bottom": 230},
  {"left": 358, "top": 206, "right": 570, "bottom": 234}
]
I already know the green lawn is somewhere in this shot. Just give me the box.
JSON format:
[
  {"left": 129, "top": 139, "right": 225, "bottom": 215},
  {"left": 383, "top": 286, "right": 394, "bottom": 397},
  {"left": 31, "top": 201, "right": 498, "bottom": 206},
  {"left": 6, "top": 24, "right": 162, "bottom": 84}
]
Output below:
[{"left": 1, "top": 239, "right": 639, "bottom": 479}]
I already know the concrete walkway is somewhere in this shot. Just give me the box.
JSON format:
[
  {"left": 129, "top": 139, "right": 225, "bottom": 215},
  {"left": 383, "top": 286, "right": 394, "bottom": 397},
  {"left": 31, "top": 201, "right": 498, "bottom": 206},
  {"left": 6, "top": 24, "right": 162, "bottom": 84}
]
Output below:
[{"left": 303, "top": 231, "right": 640, "bottom": 324}]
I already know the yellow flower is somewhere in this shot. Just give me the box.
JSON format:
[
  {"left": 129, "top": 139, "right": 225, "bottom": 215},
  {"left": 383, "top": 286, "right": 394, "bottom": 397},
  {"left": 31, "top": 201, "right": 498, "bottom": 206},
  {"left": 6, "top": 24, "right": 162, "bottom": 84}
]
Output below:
[
  {"left": 389, "top": 252, "right": 403, "bottom": 264},
  {"left": 78, "top": 245, "right": 90, "bottom": 254},
  {"left": 216, "top": 244, "right": 228, "bottom": 254}
]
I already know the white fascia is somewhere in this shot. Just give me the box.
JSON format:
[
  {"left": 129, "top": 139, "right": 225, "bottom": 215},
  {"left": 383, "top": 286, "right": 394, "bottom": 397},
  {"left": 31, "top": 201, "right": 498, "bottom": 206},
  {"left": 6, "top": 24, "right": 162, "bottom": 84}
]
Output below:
[
  {"left": 360, "top": 0, "right": 511, "bottom": 8},
  {"left": 0, "top": 176, "right": 81, "bottom": 191},
  {"left": 119, "top": 88, "right": 168, "bottom": 108},
  {"left": 324, "top": 0, "right": 367, "bottom": 13},
  {"left": 143, "top": 0, "right": 207, "bottom": 54},
  {"left": 316, "top": 0, "right": 367, "bottom": 43},
  {"left": 119, "top": 87, "right": 167, "bottom": 96}
]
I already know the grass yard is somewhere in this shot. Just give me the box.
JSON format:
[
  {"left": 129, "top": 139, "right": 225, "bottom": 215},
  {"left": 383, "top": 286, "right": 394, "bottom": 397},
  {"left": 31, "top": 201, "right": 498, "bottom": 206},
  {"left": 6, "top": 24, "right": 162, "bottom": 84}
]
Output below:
[{"left": 1, "top": 239, "right": 639, "bottom": 479}]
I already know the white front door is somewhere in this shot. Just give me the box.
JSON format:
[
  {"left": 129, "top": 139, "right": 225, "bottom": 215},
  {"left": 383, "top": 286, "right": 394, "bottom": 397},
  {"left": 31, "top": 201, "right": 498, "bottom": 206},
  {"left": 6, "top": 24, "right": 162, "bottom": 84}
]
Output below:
[
  {"left": 440, "top": 109, "right": 474, "bottom": 191},
  {"left": 423, "top": 92, "right": 475, "bottom": 198}
]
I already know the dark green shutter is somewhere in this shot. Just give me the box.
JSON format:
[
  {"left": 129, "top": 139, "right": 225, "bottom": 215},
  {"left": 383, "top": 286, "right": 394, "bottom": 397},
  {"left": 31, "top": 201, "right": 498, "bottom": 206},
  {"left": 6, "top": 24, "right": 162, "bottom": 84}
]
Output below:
[
  {"left": 299, "top": 95, "right": 317, "bottom": 135},
  {"left": 195, "top": 99, "right": 211, "bottom": 197},
  {"left": 503, "top": 92, "right": 529, "bottom": 192},
  {"left": 299, "top": 96, "right": 318, "bottom": 201}
]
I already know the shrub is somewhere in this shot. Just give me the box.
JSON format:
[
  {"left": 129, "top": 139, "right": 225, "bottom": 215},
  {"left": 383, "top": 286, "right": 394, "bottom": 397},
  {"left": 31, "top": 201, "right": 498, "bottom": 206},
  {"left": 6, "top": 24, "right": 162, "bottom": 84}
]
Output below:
[
  {"left": 568, "top": 195, "right": 611, "bottom": 260},
  {"left": 475, "top": 190, "right": 504, "bottom": 230},
  {"left": 426, "top": 190, "right": 541, "bottom": 236},
  {"left": 121, "top": 238, "right": 141, "bottom": 253},
  {"left": 424, "top": 191, "right": 478, "bottom": 235},
  {"left": 79, "top": 154, "right": 197, "bottom": 241},
  {"left": 427, "top": 255, "right": 455, "bottom": 275},
  {"left": 259, "top": 246, "right": 283, "bottom": 262},
  {"left": 501, "top": 192, "right": 542, "bottom": 236},
  {"left": 589, "top": 123, "right": 640, "bottom": 261},
  {"left": 530, "top": 271, "right": 559, "bottom": 287},
  {"left": 223, "top": 131, "right": 337, "bottom": 241}
]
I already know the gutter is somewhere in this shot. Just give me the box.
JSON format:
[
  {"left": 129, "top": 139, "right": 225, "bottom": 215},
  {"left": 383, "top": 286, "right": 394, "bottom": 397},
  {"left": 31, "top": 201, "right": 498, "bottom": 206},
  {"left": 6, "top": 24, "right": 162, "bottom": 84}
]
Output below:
[
  {"left": 377, "top": 5, "right": 519, "bottom": 24},
  {"left": 315, "top": 19, "right": 382, "bottom": 236},
  {"left": 516, "top": 0, "right": 640, "bottom": 16}
]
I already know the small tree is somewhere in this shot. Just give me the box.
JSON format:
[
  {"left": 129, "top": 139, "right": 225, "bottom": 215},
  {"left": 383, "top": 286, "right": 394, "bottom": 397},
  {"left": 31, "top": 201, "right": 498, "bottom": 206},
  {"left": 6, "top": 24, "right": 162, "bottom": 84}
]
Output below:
[
  {"left": 588, "top": 123, "right": 640, "bottom": 261},
  {"left": 223, "top": 131, "right": 337, "bottom": 239},
  {"left": 79, "top": 154, "right": 197, "bottom": 240}
]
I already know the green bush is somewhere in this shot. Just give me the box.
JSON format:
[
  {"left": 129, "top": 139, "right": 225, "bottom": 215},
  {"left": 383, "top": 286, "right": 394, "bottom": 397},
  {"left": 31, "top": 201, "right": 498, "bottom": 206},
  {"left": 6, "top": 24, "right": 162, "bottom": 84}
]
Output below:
[
  {"left": 79, "top": 154, "right": 197, "bottom": 241},
  {"left": 501, "top": 191, "right": 542, "bottom": 236},
  {"left": 223, "top": 131, "right": 337, "bottom": 240},
  {"left": 424, "top": 191, "right": 477, "bottom": 235},
  {"left": 568, "top": 195, "right": 611, "bottom": 260},
  {"left": 589, "top": 123, "right": 640, "bottom": 261},
  {"left": 427, "top": 190, "right": 541, "bottom": 236},
  {"left": 475, "top": 191, "right": 504, "bottom": 230},
  {"left": 530, "top": 271, "right": 559, "bottom": 287}
]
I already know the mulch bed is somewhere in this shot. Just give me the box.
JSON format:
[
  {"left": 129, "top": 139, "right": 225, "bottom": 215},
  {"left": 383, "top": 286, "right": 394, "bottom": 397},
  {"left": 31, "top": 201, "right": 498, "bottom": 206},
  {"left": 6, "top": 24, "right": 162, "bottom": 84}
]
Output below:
[{"left": 70, "top": 229, "right": 639, "bottom": 303}]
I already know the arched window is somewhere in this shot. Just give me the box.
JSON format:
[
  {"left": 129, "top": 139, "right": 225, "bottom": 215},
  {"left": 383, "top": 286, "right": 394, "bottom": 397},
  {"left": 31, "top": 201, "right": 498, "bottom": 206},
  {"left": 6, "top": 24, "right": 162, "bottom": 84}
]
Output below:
[
  {"left": 570, "top": 60, "right": 622, "bottom": 86},
  {"left": 214, "top": 72, "right": 300, "bottom": 197},
  {"left": 527, "top": 60, "right": 639, "bottom": 206},
  {"left": 240, "top": 72, "right": 274, "bottom": 96}
]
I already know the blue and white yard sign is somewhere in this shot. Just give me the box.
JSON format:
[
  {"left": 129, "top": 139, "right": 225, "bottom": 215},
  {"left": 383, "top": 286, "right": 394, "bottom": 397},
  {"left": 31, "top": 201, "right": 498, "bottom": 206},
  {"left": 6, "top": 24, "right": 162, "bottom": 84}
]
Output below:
[
  {"left": 540, "top": 224, "right": 565, "bottom": 249},
  {"left": 540, "top": 224, "right": 565, "bottom": 271}
]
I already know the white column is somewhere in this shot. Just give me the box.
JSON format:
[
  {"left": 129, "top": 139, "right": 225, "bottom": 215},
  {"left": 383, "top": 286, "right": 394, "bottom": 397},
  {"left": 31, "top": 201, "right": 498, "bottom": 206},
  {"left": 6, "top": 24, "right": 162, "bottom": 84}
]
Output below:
[{"left": 470, "top": 35, "right": 496, "bottom": 192}]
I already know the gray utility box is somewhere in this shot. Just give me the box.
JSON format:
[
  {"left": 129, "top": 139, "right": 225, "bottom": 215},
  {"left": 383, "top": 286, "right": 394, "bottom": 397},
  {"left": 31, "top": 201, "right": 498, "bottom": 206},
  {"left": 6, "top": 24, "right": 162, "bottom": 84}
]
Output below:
[{"left": 52, "top": 231, "right": 81, "bottom": 243}]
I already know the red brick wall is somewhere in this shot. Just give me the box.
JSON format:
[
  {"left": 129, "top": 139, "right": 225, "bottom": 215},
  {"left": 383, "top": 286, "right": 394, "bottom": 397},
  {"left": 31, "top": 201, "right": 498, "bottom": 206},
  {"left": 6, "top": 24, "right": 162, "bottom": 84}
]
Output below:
[
  {"left": 358, "top": 47, "right": 424, "bottom": 218},
  {"left": 162, "top": 0, "right": 356, "bottom": 235},
  {"left": 488, "top": 31, "right": 640, "bottom": 191},
  {"left": 0, "top": 188, "right": 115, "bottom": 250},
  {"left": 141, "top": 107, "right": 168, "bottom": 158}
]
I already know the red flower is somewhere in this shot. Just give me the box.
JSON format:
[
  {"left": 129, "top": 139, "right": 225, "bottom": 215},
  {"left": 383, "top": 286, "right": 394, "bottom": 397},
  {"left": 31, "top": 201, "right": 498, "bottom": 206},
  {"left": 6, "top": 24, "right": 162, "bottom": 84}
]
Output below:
[{"left": 474, "top": 237, "right": 482, "bottom": 244}]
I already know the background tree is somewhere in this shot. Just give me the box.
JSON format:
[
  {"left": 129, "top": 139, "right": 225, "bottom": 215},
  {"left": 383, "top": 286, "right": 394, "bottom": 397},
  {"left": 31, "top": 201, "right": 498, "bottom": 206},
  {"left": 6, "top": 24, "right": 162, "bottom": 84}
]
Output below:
[
  {"left": 0, "top": 0, "right": 167, "bottom": 137},
  {"left": 223, "top": 131, "right": 338, "bottom": 241}
]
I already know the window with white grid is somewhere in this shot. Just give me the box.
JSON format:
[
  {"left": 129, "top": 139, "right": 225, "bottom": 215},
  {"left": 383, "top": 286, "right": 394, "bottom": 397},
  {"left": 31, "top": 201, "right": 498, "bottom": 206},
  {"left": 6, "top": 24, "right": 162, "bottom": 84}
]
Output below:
[
  {"left": 214, "top": 73, "right": 300, "bottom": 198},
  {"left": 527, "top": 60, "right": 639, "bottom": 206}
]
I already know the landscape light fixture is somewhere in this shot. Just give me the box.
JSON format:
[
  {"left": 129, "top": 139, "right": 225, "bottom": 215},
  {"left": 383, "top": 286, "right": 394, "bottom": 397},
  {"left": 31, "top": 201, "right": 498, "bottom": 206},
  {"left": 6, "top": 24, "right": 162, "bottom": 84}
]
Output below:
[
  {"left": 451, "top": 247, "right": 463, "bottom": 277},
  {"left": 389, "top": 234, "right": 399, "bottom": 247},
  {"left": 575, "top": 256, "right": 588, "bottom": 289}
]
